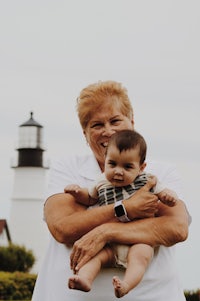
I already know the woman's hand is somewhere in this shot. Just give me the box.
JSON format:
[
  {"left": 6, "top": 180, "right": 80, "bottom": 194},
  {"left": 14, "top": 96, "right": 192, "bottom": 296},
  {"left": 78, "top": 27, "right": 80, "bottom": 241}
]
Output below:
[
  {"left": 124, "top": 178, "right": 159, "bottom": 220},
  {"left": 70, "top": 224, "right": 107, "bottom": 273}
]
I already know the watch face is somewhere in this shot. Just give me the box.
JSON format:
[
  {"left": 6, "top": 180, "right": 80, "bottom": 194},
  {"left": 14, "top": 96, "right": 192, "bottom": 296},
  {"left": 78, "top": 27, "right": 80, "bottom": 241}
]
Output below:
[{"left": 115, "top": 204, "right": 125, "bottom": 217}]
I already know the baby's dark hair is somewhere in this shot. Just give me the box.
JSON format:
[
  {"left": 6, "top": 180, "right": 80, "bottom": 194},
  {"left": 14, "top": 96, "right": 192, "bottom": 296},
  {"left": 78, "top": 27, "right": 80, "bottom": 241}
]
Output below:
[{"left": 107, "top": 130, "right": 147, "bottom": 164}]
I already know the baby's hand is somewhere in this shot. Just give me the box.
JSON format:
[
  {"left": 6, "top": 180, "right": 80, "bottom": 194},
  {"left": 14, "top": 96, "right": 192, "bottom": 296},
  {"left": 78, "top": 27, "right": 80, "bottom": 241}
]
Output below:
[
  {"left": 157, "top": 189, "right": 178, "bottom": 207},
  {"left": 64, "top": 185, "right": 90, "bottom": 206},
  {"left": 64, "top": 184, "right": 81, "bottom": 194}
]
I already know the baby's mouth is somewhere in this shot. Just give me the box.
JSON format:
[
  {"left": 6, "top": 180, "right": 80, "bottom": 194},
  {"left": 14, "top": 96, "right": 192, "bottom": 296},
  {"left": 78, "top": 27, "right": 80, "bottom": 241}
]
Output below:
[{"left": 113, "top": 177, "right": 123, "bottom": 182}]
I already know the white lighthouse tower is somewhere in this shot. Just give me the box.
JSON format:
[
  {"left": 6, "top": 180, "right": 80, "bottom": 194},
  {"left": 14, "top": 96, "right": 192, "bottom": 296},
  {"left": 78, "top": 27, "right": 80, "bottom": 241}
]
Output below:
[{"left": 9, "top": 112, "right": 49, "bottom": 272}]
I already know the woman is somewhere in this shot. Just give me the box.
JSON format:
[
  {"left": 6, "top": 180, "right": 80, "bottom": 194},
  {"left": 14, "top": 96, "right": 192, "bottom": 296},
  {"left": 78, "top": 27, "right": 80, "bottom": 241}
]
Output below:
[{"left": 32, "top": 81, "right": 189, "bottom": 301}]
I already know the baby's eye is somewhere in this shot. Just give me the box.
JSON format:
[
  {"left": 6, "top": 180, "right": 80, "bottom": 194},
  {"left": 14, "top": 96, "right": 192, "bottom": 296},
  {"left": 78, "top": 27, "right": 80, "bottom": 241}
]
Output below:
[
  {"left": 125, "top": 164, "right": 133, "bottom": 170},
  {"left": 108, "top": 161, "right": 116, "bottom": 167}
]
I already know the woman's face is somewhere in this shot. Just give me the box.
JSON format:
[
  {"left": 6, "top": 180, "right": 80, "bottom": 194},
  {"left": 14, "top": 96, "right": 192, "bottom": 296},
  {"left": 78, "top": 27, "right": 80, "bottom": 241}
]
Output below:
[{"left": 84, "top": 102, "right": 134, "bottom": 171}]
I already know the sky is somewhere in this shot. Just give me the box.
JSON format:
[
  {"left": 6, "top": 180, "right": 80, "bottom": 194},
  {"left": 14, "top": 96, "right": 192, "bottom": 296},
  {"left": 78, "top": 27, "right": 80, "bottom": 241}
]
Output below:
[{"left": 0, "top": 0, "right": 200, "bottom": 291}]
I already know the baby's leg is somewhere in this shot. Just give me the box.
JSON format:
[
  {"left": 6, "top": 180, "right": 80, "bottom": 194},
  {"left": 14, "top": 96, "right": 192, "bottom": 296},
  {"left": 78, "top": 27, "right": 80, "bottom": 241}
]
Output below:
[
  {"left": 113, "top": 244, "right": 153, "bottom": 298},
  {"left": 68, "top": 245, "right": 114, "bottom": 292}
]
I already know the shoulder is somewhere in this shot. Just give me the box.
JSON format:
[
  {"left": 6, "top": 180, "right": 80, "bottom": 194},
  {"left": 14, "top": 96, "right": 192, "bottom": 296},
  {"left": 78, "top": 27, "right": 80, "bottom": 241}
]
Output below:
[
  {"left": 146, "top": 160, "right": 178, "bottom": 179},
  {"left": 146, "top": 160, "right": 182, "bottom": 194},
  {"left": 51, "top": 153, "right": 95, "bottom": 171},
  {"left": 46, "top": 153, "right": 99, "bottom": 198},
  {"left": 52, "top": 153, "right": 93, "bottom": 165},
  {"left": 49, "top": 152, "right": 101, "bottom": 183}
]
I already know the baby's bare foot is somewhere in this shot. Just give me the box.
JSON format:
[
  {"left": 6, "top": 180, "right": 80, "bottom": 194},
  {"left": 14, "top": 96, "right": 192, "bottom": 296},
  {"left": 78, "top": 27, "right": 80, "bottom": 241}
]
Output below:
[
  {"left": 68, "top": 275, "right": 91, "bottom": 292},
  {"left": 113, "top": 276, "right": 129, "bottom": 298}
]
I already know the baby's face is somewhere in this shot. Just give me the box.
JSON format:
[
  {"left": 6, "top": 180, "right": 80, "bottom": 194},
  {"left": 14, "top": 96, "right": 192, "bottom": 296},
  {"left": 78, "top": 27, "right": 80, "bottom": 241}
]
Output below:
[{"left": 104, "top": 144, "right": 145, "bottom": 187}]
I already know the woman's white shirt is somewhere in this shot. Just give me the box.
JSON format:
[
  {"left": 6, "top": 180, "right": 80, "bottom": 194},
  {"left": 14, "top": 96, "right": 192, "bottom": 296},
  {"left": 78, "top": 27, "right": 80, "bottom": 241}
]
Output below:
[{"left": 32, "top": 153, "right": 187, "bottom": 301}]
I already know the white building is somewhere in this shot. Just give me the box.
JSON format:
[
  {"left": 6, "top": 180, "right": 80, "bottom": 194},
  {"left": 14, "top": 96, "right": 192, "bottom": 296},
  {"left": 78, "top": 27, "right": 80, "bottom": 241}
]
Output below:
[{"left": 9, "top": 112, "right": 49, "bottom": 273}]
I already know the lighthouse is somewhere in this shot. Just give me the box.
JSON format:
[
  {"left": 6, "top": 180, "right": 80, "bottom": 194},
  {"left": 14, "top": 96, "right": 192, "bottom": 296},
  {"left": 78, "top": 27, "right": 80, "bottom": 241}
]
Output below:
[{"left": 9, "top": 112, "right": 49, "bottom": 272}]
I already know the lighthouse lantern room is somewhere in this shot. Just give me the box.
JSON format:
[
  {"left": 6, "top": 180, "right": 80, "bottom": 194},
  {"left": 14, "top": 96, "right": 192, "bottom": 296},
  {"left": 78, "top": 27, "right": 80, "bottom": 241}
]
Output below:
[{"left": 17, "top": 111, "right": 44, "bottom": 167}]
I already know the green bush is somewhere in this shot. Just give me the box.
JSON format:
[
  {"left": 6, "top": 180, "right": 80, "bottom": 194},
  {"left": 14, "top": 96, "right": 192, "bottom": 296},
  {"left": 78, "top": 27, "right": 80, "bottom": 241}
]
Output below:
[
  {"left": 0, "top": 271, "right": 37, "bottom": 300},
  {"left": 185, "top": 289, "right": 200, "bottom": 301},
  {"left": 0, "top": 244, "right": 35, "bottom": 273}
]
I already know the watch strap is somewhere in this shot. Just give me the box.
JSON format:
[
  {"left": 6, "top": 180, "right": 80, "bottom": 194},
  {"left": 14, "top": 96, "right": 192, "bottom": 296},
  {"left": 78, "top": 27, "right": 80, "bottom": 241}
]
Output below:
[{"left": 118, "top": 214, "right": 131, "bottom": 222}]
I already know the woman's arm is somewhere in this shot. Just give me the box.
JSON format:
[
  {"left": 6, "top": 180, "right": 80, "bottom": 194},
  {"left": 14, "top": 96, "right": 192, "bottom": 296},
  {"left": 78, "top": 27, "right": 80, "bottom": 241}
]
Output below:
[
  {"left": 44, "top": 178, "right": 189, "bottom": 247},
  {"left": 44, "top": 192, "right": 114, "bottom": 245},
  {"left": 70, "top": 199, "right": 189, "bottom": 271},
  {"left": 44, "top": 180, "right": 159, "bottom": 245},
  {"left": 45, "top": 179, "right": 189, "bottom": 271},
  {"left": 112, "top": 199, "right": 189, "bottom": 246}
]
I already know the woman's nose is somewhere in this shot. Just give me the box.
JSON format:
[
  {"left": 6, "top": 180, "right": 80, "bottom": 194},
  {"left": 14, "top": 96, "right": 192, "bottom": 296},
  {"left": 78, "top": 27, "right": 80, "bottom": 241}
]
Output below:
[{"left": 102, "top": 124, "right": 115, "bottom": 136}]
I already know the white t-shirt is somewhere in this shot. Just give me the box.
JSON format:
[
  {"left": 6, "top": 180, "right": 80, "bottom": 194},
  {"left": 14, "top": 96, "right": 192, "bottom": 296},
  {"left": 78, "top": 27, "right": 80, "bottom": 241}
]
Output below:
[{"left": 32, "top": 153, "right": 187, "bottom": 301}]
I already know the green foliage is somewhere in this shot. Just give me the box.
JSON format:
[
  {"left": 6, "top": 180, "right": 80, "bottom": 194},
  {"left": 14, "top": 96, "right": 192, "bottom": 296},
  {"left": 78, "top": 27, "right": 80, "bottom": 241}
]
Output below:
[
  {"left": 0, "top": 271, "right": 36, "bottom": 300},
  {"left": 184, "top": 289, "right": 200, "bottom": 301},
  {"left": 0, "top": 244, "right": 35, "bottom": 273}
]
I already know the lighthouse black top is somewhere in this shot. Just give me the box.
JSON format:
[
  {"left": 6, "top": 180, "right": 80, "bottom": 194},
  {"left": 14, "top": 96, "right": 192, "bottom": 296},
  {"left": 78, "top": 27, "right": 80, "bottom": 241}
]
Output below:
[{"left": 17, "top": 112, "right": 44, "bottom": 167}]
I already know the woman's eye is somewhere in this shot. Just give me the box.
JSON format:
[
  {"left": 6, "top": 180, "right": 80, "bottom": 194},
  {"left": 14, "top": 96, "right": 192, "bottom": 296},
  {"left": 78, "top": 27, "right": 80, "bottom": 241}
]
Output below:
[
  {"left": 111, "top": 119, "right": 121, "bottom": 125},
  {"left": 91, "top": 123, "right": 103, "bottom": 128}
]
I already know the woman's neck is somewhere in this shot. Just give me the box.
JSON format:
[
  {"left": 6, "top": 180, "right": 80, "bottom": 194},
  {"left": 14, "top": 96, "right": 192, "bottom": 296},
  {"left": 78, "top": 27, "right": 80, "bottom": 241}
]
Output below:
[{"left": 98, "top": 161, "right": 105, "bottom": 172}]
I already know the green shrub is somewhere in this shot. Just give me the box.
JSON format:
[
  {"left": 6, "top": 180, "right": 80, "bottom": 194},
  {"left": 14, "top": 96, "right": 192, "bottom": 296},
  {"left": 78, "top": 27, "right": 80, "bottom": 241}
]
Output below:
[
  {"left": 0, "top": 244, "right": 35, "bottom": 273},
  {"left": 185, "top": 289, "right": 200, "bottom": 301},
  {"left": 0, "top": 271, "right": 37, "bottom": 300}
]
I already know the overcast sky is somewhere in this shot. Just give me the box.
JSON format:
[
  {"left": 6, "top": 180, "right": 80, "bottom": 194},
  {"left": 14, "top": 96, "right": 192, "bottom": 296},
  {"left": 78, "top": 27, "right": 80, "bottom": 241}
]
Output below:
[{"left": 0, "top": 0, "right": 199, "bottom": 291}]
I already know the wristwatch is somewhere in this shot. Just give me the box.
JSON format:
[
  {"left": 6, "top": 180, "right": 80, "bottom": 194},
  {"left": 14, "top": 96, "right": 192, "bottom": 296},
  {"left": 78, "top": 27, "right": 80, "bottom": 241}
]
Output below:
[{"left": 114, "top": 200, "right": 131, "bottom": 222}]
